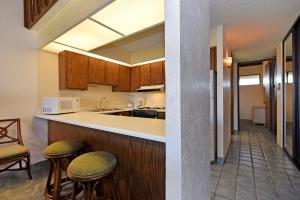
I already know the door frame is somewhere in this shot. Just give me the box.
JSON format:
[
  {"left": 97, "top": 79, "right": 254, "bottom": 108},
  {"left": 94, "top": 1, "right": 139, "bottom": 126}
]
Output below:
[{"left": 237, "top": 60, "right": 276, "bottom": 130}]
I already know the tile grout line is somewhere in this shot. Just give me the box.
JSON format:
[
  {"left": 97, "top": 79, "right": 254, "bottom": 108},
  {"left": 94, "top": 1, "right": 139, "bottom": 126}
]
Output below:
[
  {"left": 255, "top": 131, "right": 280, "bottom": 199},
  {"left": 248, "top": 131, "right": 258, "bottom": 200},
  {"left": 271, "top": 138, "right": 297, "bottom": 192},
  {"left": 233, "top": 130, "right": 242, "bottom": 200}
]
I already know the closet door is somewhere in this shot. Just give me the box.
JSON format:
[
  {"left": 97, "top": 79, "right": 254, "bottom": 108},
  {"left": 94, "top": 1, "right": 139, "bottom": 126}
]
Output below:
[{"left": 283, "top": 19, "right": 300, "bottom": 166}]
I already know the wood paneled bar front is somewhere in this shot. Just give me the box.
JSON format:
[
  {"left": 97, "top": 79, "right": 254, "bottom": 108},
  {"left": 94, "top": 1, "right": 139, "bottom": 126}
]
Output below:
[{"left": 48, "top": 120, "right": 165, "bottom": 200}]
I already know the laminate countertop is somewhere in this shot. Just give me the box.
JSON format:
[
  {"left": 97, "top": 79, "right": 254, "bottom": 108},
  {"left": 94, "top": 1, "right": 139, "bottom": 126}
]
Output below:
[{"left": 35, "top": 111, "right": 165, "bottom": 142}]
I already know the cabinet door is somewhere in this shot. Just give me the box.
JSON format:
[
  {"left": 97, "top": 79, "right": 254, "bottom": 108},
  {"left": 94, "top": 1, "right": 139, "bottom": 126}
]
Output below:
[
  {"left": 140, "top": 64, "right": 151, "bottom": 86},
  {"left": 59, "top": 51, "right": 88, "bottom": 90},
  {"left": 106, "top": 62, "right": 120, "bottom": 86},
  {"left": 113, "top": 66, "right": 131, "bottom": 92},
  {"left": 131, "top": 66, "right": 140, "bottom": 92},
  {"left": 88, "top": 57, "right": 106, "bottom": 84},
  {"left": 150, "top": 61, "right": 164, "bottom": 85}
]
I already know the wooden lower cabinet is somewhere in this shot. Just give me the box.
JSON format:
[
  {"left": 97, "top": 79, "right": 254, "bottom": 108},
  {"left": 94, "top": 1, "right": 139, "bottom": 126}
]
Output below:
[
  {"left": 48, "top": 121, "right": 165, "bottom": 200},
  {"left": 157, "top": 112, "right": 165, "bottom": 120}
]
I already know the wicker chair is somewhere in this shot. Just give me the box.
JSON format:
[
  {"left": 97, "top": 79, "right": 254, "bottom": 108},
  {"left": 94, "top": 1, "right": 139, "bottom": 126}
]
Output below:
[{"left": 0, "top": 118, "right": 32, "bottom": 179}]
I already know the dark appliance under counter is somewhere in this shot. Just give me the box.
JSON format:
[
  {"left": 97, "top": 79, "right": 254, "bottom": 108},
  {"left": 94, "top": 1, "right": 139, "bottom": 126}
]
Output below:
[{"left": 132, "top": 109, "right": 158, "bottom": 118}]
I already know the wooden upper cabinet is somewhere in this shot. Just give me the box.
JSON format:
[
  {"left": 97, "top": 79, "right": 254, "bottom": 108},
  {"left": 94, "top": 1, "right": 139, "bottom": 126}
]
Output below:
[
  {"left": 210, "top": 47, "right": 217, "bottom": 71},
  {"left": 106, "top": 62, "right": 120, "bottom": 86},
  {"left": 59, "top": 51, "right": 89, "bottom": 90},
  {"left": 131, "top": 66, "right": 140, "bottom": 92},
  {"left": 150, "top": 61, "right": 165, "bottom": 85},
  {"left": 113, "top": 66, "right": 131, "bottom": 92},
  {"left": 88, "top": 57, "right": 106, "bottom": 84},
  {"left": 140, "top": 64, "right": 151, "bottom": 86}
]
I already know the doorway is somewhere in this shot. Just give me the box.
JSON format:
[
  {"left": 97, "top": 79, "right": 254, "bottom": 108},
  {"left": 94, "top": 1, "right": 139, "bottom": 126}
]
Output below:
[{"left": 237, "top": 60, "right": 277, "bottom": 134}]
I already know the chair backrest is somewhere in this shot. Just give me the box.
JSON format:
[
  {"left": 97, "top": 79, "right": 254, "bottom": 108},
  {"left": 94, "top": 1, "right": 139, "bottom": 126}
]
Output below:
[{"left": 0, "top": 118, "right": 23, "bottom": 145}]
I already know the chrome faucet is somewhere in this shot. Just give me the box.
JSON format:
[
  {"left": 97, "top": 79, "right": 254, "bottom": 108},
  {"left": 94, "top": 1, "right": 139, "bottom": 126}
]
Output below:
[{"left": 98, "top": 97, "right": 107, "bottom": 111}]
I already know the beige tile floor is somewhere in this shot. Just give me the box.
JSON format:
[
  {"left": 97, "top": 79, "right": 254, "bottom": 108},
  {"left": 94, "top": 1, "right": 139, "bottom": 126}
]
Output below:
[{"left": 211, "top": 120, "right": 300, "bottom": 200}]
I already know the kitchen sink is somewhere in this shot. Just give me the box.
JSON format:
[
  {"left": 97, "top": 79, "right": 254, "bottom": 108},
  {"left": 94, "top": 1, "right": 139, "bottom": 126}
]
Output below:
[{"left": 88, "top": 108, "right": 123, "bottom": 112}]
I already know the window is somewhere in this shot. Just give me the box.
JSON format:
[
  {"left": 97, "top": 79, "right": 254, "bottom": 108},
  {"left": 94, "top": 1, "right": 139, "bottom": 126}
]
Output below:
[
  {"left": 286, "top": 71, "right": 293, "bottom": 83},
  {"left": 239, "top": 74, "right": 260, "bottom": 86}
]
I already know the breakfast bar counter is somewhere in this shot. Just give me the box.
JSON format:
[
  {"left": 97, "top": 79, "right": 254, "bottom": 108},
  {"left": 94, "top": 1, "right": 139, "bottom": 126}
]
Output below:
[{"left": 35, "top": 112, "right": 165, "bottom": 200}]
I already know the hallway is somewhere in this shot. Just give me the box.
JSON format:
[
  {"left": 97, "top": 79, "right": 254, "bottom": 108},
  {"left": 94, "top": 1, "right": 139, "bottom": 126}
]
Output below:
[{"left": 211, "top": 121, "right": 300, "bottom": 200}]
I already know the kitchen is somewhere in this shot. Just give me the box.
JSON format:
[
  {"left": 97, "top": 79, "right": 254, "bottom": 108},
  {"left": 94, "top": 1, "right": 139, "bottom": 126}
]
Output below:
[
  {"left": 34, "top": 1, "right": 167, "bottom": 199},
  {"left": 0, "top": 0, "right": 213, "bottom": 199}
]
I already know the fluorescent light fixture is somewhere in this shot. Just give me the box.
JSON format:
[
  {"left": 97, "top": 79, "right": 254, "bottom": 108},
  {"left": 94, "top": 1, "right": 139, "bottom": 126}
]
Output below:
[
  {"left": 55, "top": 19, "right": 122, "bottom": 51},
  {"left": 91, "top": 0, "right": 164, "bottom": 36},
  {"left": 42, "top": 42, "right": 131, "bottom": 66}
]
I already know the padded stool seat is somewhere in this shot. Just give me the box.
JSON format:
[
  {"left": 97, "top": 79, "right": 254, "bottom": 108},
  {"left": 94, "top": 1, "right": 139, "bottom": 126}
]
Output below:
[
  {"left": 68, "top": 151, "right": 117, "bottom": 180},
  {"left": 67, "top": 151, "right": 117, "bottom": 200},
  {"left": 0, "top": 144, "right": 29, "bottom": 161},
  {"left": 44, "top": 139, "right": 84, "bottom": 157},
  {"left": 43, "top": 139, "right": 85, "bottom": 200}
]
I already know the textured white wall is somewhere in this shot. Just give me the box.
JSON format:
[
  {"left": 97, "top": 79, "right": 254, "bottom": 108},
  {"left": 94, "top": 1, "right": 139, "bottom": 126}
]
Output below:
[
  {"left": 166, "top": 0, "right": 210, "bottom": 199},
  {"left": 0, "top": 0, "right": 47, "bottom": 163},
  {"left": 216, "top": 25, "right": 225, "bottom": 160},
  {"left": 233, "top": 63, "right": 239, "bottom": 131},
  {"left": 216, "top": 25, "right": 232, "bottom": 161},
  {"left": 276, "top": 44, "right": 283, "bottom": 147}
]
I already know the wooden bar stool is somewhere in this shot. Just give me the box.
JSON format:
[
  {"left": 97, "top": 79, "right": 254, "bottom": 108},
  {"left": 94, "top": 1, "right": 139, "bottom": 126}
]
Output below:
[
  {"left": 67, "top": 151, "right": 117, "bottom": 200},
  {"left": 43, "top": 139, "right": 85, "bottom": 200}
]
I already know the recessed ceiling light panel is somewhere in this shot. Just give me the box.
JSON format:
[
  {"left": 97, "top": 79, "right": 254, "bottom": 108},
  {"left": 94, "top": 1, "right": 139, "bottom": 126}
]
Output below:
[
  {"left": 55, "top": 19, "right": 122, "bottom": 51},
  {"left": 91, "top": 0, "right": 164, "bottom": 36}
]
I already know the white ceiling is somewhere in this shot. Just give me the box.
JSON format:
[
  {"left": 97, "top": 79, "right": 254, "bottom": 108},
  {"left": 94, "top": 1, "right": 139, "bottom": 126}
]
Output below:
[
  {"left": 211, "top": 0, "right": 300, "bottom": 62},
  {"left": 50, "top": 0, "right": 164, "bottom": 52}
]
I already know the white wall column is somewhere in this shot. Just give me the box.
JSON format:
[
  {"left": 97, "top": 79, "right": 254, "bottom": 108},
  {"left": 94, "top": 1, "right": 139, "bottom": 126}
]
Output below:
[
  {"left": 276, "top": 43, "right": 283, "bottom": 147},
  {"left": 233, "top": 62, "right": 239, "bottom": 131},
  {"left": 165, "top": 0, "right": 210, "bottom": 199}
]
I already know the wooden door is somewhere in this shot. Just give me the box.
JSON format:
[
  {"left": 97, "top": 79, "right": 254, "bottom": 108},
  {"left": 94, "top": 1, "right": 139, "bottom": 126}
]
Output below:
[
  {"left": 59, "top": 51, "right": 88, "bottom": 90},
  {"left": 113, "top": 66, "right": 131, "bottom": 92},
  {"left": 88, "top": 57, "right": 106, "bottom": 84},
  {"left": 140, "top": 64, "right": 151, "bottom": 86},
  {"left": 131, "top": 66, "right": 140, "bottom": 92},
  {"left": 210, "top": 47, "right": 217, "bottom": 71},
  {"left": 106, "top": 62, "right": 120, "bottom": 86},
  {"left": 150, "top": 61, "right": 165, "bottom": 85}
]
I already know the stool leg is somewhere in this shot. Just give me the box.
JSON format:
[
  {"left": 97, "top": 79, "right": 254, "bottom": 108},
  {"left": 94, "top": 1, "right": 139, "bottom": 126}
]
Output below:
[
  {"left": 83, "top": 182, "right": 96, "bottom": 200},
  {"left": 53, "top": 160, "right": 63, "bottom": 200},
  {"left": 45, "top": 160, "right": 54, "bottom": 197},
  {"left": 71, "top": 182, "right": 79, "bottom": 200},
  {"left": 109, "top": 176, "right": 117, "bottom": 200}
]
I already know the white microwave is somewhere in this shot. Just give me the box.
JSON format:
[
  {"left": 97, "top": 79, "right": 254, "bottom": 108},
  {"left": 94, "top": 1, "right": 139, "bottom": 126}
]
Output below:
[{"left": 42, "top": 97, "right": 80, "bottom": 114}]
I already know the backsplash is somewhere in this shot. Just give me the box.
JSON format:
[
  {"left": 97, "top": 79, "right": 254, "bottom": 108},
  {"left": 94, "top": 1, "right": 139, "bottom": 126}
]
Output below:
[
  {"left": 129, "top": 92, "right": 165, "bottom": 108},
  {"left": 59, "top": 85, "right": 129, "bottom": 110}
]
